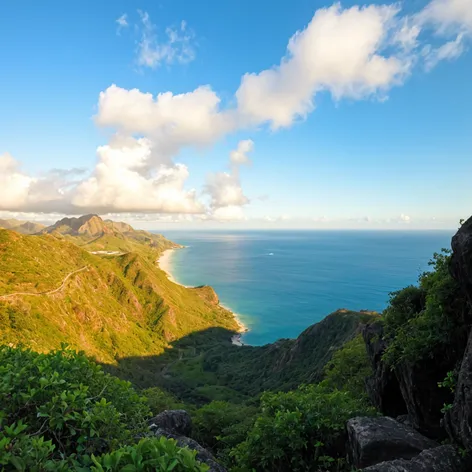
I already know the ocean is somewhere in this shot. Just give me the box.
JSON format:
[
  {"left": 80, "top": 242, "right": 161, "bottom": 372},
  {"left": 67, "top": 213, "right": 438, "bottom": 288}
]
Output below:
[{"left": 159, "top": 230, "right": 454, "bottom": 346}]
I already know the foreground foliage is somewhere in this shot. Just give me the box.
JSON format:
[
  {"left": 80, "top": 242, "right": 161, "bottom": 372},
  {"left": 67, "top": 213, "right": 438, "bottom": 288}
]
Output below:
[
  {"left": 0, "top": 346, "right": 207, "bottom": 471},
  {"left": 383, "top": 250, "right": 467, "bottom": 366},
  {"left": 232, "top": 384, "right": 375, "bottom": 472}
]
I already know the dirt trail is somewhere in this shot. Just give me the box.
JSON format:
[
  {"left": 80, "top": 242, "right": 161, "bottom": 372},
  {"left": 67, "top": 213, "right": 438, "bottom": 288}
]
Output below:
[{"left": 0, "top": 266, "right": 89, "bottom": 300}]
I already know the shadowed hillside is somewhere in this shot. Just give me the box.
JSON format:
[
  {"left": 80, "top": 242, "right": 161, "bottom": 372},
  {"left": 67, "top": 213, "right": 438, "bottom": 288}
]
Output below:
[{"left": 104, "top": 309, "right": 379, "bottom": 404}]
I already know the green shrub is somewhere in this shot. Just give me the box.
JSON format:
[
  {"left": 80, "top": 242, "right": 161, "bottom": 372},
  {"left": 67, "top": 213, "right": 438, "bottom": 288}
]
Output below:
[
  {"left": 231, "top": 384, "right": 375, "bottom": 472},
  {"left": 89, "top": 437, "right": 209, "bottom": 472},
  {"left": 192, "top": 401, "right": 257, "bottom": 464},
  {"left": 322, "top": 335, "right": 372, "bottom": 400},
  {"left": 383, "top": 250, "right": 467, "bottom": 366},
  {"left": 142, "top": 387, "right": 185, "bottom": 415},
  {"left": 0, "top": 345, "right": 208, "bottom": 471}
]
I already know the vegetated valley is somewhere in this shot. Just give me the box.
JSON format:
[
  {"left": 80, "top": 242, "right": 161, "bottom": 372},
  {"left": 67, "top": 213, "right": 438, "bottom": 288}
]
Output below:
[{"left": 1, "top": 213, "right": 472, "bottom": 472}]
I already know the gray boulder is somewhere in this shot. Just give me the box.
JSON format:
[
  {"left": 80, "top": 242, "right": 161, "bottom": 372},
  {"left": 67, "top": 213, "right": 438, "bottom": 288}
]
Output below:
[
  {"left": 154, "top": 428, "right": 226, "bottom": 472},
  {"left": 150, "top": 410, "right": 226, "bottom": 472},
  {"left": 149, "top": 409, "right": 192, "bottom": 437},
  {"left": 347, "top": 416, "right": 438, "bottom": 468},
  {"left": 362, "top": 445, "right": 467, "bottom": 472}
]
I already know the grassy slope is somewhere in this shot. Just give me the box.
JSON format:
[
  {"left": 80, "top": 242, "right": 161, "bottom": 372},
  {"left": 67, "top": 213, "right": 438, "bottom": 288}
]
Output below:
[{"left": 0, "top": 230, "right": 239, "bottom": 375}]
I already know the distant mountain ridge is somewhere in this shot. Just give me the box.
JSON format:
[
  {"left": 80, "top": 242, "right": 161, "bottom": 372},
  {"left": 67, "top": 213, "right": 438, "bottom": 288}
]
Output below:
[
  {"left": 43, "top": 214, "right": 113, "bottom": 237},
  {"left": 40, "top": 214, "right": 176, "bottom": 254},
  {"left": 0, "top": 218, "right": 46, "bottom": 235}
]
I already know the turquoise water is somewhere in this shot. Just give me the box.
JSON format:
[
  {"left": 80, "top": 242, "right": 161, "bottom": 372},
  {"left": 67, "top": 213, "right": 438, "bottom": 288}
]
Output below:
[{"left": 159, "top": 230, "right": 453, "bottom": 346}]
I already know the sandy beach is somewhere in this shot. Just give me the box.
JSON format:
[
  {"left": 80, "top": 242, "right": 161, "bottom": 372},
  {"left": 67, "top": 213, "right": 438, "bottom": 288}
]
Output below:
[
  {"left": 158, "top": 248, "right": 189, "bottom": 286},
  {"left": 157, "top": 247, "right": 249, "bottom": 346}
]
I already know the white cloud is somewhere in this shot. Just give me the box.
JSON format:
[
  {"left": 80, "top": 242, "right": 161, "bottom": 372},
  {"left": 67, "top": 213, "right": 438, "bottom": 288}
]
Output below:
[
  {"left": 137, "top": 11, "right": 195, "bottom": 68},
  {"left": 424, "top": 33, "right": 466, "bottom": 70},
  {"left": 205, "top": 172, "right": 249, "bottom": 208},
  {"left": 72, "top": 138, "right": 203, "bottom": 214},
  {"left": 116, "top": 14, "right": 128, "bottom": 33},
  {"left": 235, "top": 3, "right": 412, "bottom": 129},
  {"left": 230, "top": 139, "right": 254, "bottom": 165},
  {"left": 417, "top": 0, "right": 472, "bottom": 69},
  {"left": 96, "top": 84, "right": 232, "bottom": 149},
  {"left": 0, "top": 153, "right": 78, "bottom": 213},
  {"left": 204, "top": 140, "right": 254, "bottom": 220},
  {"left": 400, "top": 213, "right": 411, "bottom": 222},
  {"left": 420, "top": 0, "right": 472, "bottom": 34},
  {"left": 3, "top": 0, "right": 471, "bottom": 220}
]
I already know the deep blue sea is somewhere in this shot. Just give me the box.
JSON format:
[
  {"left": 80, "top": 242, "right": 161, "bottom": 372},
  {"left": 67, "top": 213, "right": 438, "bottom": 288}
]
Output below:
[{"left": 159, "top": 230, "right": 453, "bottom": 346}]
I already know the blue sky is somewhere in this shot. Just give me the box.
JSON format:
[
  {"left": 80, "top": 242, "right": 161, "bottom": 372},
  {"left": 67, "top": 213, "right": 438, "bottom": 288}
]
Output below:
[{"left": 0, "top": 0, "right": 471, "bottom": 229}]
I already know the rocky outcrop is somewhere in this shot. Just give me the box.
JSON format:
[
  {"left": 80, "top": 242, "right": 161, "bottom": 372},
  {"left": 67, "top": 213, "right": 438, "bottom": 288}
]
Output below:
[
  {"left": 361, "top": 445, "right": 467, "bottom": 472},
  {"left": 363, "top": 322, "right": 452, "bottom": 437},
  {"left": 347, "top": 416, "right": 438, "bottom": 469},
  {"left": 159, "top": 431, "right": 227, "bottom": 472},
  {"left": 445, "top": 330, "right": 472, "bottom": 451},
  {"left": 150, "top": 410, "right": 226, "bottom": 472},
  {"left": 363, "top": 322, "right": 406, "bottom": 418},
  {"left": 149, "top": 409, "right": 192, "bottom": 437},
  {"left": 451, "top": 216, "right": 472, "bottom": 312},
  {"left": 443, "top": 217, "right": 472, "bottom": 450},
  {"left": 394, "top": 357, "right": 452, "bottom": 437}
]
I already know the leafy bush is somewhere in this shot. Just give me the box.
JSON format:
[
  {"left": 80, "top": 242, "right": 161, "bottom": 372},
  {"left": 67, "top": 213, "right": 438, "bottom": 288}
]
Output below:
[
  {"left": 231, "top": 384, "right": 375, "bottom": 472},
  {"left": 142, "top": 387, "right": 185, "bottom": 415},
  {"left": 192, "top": 401, "right": 257, "bottom": 464},
  {"left": 383, "top": 250, "right": 467, "bottom": 366},
  {"left": 0, "top": 345, "right": 208, "bottom": 471},
  {"left": 322, "top": 334, "right": 372, "bottom": 400},
  {"left": 89, "top": 437, "right": 209, "bottom": 472}
]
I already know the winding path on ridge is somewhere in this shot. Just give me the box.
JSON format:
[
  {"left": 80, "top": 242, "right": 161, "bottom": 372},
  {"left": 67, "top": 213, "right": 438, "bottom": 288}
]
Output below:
[{"left": 0, "top": 266, "right": 90, "bottom": 300}]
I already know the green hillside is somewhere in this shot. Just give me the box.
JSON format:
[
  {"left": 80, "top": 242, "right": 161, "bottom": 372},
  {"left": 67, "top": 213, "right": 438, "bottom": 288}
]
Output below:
[{"left": 0, "top": 225, "right": 239, "bottom": 375}]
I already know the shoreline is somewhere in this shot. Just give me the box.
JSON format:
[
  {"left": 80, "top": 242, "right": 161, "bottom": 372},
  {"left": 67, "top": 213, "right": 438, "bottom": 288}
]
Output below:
[{"left": 157, "top": 247, "right": 249, "bottom": 346}]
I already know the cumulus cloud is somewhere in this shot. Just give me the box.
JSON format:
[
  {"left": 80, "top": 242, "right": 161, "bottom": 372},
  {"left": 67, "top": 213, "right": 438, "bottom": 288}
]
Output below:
[
  {"left": 230, "top": 139, "right": 254, "bottom": 165},
  {"left": 2, "top": 0, "right": 470, "bottom": 218},
  {"left": 0, "top": 142, "right": 203, "bottom": 215},
  {"left": 72, "top": 138, "right": 203, "bottom": 214},
  {"left": 137, "top": 12, "right": 195, "bottom": 68},
  {"left": 235, "top": 3, "right": 412, "bottom": 129},
  {"left": 400, "top": 213, "right": 411, "bottom": 222},
  {"left": 96, "top": 84, "right": 232, "bottom": 150},
  {"left": 204, "top": 140, "right": 254, "bottom": 220}
]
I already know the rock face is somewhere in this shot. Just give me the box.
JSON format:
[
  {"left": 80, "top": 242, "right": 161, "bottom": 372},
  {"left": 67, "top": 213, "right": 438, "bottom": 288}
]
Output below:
[
  {"left": 444, "top": 217, "right": 472, "bottom": 450},
  {"left": 363, "top": 322, "right": 452, "bottom": 437},
  {"left": 363, "top": 322, "right": 406, "bottom": 418},
  {"left": 149, "top": 410, "right": 226, "bottom": 472},
  {"left": 347, "top": 416, "right": 438, "bottom": 469},
  {"left": 451, "top": 216, "right": 472, "bottom": 311},
  {"left": 149, "top": 409, "right": 192, "bottom": 437},
  {"left": 394, "top": 357, "right": 451, "bottom": 437},
  {"left": 446, "top": 329, "right": 472, "bottom": 451},
  {"left": 361, "top": 445, "right": 466, "bottom": 472}
]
